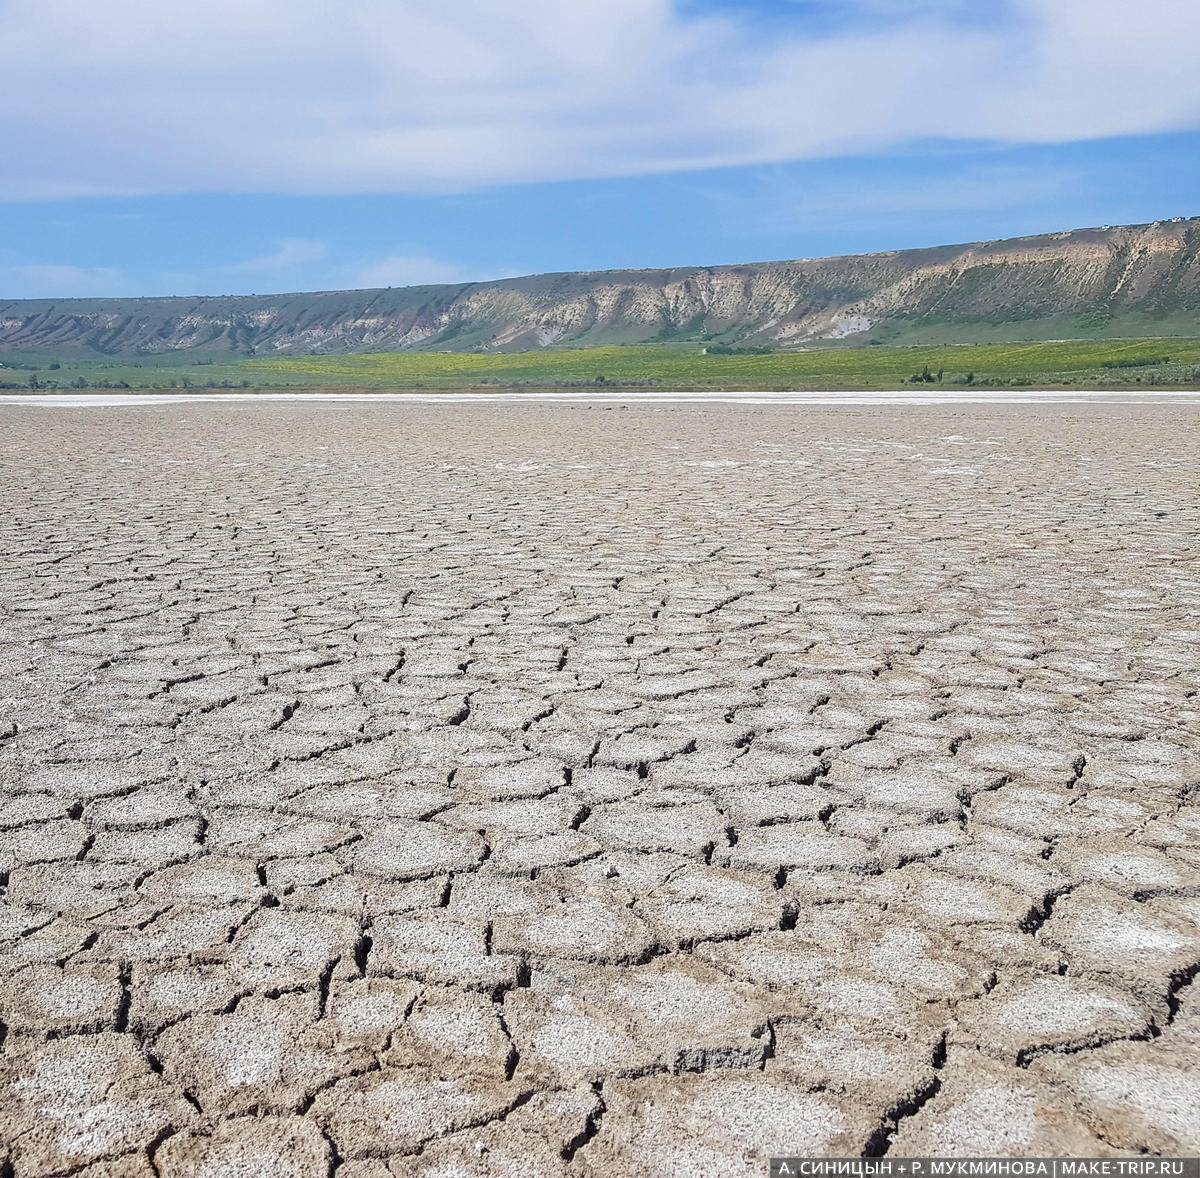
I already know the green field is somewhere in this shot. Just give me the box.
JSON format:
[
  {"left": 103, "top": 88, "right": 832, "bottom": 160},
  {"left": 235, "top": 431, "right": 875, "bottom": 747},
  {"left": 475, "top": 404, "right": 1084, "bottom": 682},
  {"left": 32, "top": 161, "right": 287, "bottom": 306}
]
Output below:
[{"left": 4, "top": 337, "right": 1200, "bottom": 392}]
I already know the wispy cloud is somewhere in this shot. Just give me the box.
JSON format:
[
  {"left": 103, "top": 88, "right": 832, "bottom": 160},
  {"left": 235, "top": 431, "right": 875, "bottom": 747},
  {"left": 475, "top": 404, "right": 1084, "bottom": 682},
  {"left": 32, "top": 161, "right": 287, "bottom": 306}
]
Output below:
[
  {"left": 706, "top": 161, "right": 1078, "bottom": 237},
  {"left": 226, "top": 238, "right": 329, "bottom": 274},
  {"left": 0, "top": 0, "right": 1196, "bottom": 201},
  {"left": 0, "top": 242, "right": 510, "bottom": 299},
  {"left": 0, "top": 264, "right": 128, "bottom": 298},
  {"left": 0, "top": 240, "right": 332, "bottom": 299},
  {"left": 352, "top": 255, "right": 516, "bottom": 288}
]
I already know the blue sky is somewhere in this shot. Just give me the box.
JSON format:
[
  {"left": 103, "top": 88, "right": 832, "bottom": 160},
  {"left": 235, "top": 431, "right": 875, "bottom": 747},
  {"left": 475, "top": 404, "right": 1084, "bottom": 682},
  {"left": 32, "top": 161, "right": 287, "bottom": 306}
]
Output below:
[{"left": 1, "top": 0, "right": 1198, "bottom": 298}]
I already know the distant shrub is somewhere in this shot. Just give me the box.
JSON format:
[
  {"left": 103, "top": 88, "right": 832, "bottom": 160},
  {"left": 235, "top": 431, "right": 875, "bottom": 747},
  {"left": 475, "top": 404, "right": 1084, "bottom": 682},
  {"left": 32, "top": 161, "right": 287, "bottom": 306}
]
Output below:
[{"left": 1101, "top": 356, "right": 1170, "bottom": 369}]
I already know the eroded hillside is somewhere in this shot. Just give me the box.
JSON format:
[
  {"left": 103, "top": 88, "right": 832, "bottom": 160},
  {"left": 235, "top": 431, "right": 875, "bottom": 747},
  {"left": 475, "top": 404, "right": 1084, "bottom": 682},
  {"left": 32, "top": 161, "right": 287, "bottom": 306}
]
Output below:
[{"left": 1, "top": 218, "right": 1198, "bottom": 355}]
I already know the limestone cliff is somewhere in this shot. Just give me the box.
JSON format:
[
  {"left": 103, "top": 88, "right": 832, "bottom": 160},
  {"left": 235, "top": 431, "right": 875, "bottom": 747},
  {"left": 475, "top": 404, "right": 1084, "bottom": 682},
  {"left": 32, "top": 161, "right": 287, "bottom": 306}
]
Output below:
[{"left": 2, "top": 218, "right": 1197, "bottom": 355}]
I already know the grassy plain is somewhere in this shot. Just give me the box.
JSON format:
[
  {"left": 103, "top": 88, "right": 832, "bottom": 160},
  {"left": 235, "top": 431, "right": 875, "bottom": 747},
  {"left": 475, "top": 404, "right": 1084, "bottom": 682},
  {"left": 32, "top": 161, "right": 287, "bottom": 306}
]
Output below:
[{"left": 4, "top": 337, "right": 1200, "bottom": 392}]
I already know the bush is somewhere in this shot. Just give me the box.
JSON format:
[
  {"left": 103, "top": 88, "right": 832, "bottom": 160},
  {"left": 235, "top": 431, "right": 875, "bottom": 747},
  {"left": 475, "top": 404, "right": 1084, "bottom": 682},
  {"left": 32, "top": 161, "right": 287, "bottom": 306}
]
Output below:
[
  {"left": 703, "top": 343, "right": 772, "bottom": 355},
  {"left": 1101, "top": 356, "right": 1170, "bottom": 369}
]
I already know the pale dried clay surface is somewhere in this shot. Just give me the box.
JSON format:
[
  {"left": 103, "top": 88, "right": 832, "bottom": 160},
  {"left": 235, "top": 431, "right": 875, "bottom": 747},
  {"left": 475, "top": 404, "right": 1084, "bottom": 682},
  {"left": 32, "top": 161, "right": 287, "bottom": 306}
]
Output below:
[{"left": 1, "top": 402, "right": 1198, "bottom": 1177}]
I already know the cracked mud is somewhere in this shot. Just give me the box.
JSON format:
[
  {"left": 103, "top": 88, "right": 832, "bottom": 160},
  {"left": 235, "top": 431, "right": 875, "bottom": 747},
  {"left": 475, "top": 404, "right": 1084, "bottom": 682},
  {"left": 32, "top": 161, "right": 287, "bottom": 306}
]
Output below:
[{"left": 1, "top": 401, "right": 1198, "bottom": 1176}]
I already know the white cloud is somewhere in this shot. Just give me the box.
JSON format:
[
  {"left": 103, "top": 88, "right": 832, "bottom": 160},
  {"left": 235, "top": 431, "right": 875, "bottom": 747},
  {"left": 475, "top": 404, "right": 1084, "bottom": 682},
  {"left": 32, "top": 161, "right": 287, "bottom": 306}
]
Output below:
[{"left": 0, "top": 0, "right": 1197, "bottom": 201}]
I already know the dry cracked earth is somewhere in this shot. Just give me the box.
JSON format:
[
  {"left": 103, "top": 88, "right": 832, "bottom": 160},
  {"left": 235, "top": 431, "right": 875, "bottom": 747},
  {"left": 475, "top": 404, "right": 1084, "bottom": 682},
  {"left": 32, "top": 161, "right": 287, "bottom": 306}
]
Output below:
[{"left": 0, "top": 401, "right": 1198, "bottom": 1178}]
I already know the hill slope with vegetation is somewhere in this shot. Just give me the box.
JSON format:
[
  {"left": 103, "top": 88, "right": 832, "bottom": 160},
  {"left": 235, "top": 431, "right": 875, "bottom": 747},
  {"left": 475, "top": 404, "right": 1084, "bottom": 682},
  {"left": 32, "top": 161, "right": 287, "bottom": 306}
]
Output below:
[{"left": 1, "top": 218, "right": 1199, "bottom": 357}]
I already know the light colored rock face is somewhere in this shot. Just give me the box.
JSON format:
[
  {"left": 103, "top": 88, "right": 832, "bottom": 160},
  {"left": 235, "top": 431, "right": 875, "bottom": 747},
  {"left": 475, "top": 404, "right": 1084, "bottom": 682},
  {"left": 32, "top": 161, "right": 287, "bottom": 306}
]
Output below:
[
  {"left": 1, "top": 218, "right": 1199, "bottom": 355},
  {"left": 1, "top": 402, "right": 1199, "bottom": 1173}
]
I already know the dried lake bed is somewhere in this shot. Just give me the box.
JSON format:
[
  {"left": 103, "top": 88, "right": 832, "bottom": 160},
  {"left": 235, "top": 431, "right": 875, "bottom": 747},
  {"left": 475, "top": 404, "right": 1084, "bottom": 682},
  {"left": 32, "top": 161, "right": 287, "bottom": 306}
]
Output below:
[{"left": 1, "top": 399, "right": 1198, "bottom": 1174}]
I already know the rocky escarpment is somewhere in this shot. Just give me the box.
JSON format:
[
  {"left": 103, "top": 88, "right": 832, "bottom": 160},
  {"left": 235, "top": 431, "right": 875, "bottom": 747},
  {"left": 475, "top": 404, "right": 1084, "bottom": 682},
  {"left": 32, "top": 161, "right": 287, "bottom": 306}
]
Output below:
[{"left": 1, "top": 218, "right": 1198, "bottom": 355}]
